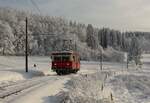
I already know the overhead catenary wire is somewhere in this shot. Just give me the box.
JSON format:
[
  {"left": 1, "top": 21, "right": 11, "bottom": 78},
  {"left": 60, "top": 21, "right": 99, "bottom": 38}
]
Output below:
[{"left": 29, "top": 0, "right": 42, "bottom": 15}]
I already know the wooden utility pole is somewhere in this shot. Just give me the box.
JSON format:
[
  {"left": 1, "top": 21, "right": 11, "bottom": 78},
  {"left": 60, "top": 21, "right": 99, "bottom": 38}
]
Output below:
[{"left": 25, "top": 17, "right": 28, "bottom": 72}]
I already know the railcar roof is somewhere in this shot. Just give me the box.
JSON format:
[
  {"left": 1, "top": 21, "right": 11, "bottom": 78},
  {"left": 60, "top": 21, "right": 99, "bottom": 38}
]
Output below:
[{"left": 51, "top": 51, "right": 79, "bottom": 55}]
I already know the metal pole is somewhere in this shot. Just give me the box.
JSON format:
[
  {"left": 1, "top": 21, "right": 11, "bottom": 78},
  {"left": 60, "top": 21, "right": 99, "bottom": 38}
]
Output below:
[
  {"left": 75, "top": 42, "right": 77, "bottom": 52},
  {"left": 100, "top": 32, "right": 103, "bottom": 71},
  {"left": 127, "top": 54, "right": 128, "bottom": 69},
  {"left": 25, "top": 17, "right": 28, "bottom": 72},
  {"left": 100, "top": 50, "right": 103, "bottom": 70}
]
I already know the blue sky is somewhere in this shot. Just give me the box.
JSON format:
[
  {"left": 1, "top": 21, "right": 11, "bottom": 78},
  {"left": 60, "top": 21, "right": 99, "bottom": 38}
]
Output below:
[{"left": 0, "top": 0, "right": 150, "bottom": 32}]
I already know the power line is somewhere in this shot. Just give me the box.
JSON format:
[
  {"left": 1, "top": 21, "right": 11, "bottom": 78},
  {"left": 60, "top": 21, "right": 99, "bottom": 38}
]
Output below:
[{"left": 30, "top": 0, "right": 42, "bottom": 15}]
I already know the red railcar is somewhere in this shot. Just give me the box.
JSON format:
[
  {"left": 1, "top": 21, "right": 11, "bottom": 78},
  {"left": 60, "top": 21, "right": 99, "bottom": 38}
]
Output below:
[{"left": 51, "top": 51, "right": 80, "bottom": 75}]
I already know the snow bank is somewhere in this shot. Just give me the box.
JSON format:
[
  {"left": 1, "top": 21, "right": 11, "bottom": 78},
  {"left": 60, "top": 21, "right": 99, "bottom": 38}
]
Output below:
[
  {"left": 0, "top": 56, "right": 49, "bottom": 84},
  {"left": 103, "top": 47, "right": 124, "bottom": 62},
  {"left": 0, "top": 69, "right": 45, "bottom": 86},
  {"left": 0, "top": 71, "right": 24, "bottom": 82}
]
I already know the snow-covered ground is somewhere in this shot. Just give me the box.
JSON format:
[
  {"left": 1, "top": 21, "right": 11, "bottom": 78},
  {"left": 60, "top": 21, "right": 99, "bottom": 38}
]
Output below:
[
  {"left": 104, "top": 54, "right": 150, "bottom": 103},
  {"left": 0, "top": 54, "right": 150, "bottom": 103},
  {"left": 107, "top": 73, "right": 150, "bottom": 103},
  {"left": 58, "top": 54, "right": 150, "bottom": 103},
  {"left": 0, "top": 56, "right": 98, "bottom": 103}
]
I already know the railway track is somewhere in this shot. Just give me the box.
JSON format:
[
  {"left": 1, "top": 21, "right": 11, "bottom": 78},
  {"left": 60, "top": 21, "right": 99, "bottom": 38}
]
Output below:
[
  {"left": 0, "top": 80, "right": 26, "bottom": 89},
  {"left": 0, "top": 76, "right": 58, "bottom": 98},
  {"left": 0, "top": 69, "right": 93, "bottom": 99}
]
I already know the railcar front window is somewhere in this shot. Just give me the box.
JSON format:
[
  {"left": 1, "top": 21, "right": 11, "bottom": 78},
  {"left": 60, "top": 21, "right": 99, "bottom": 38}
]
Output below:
[
  {"left": 62, "top": 56, "right": 70, "bottom": 61},
  {"left": 53, "top": 56, "right": 61, "bottom": 61}
]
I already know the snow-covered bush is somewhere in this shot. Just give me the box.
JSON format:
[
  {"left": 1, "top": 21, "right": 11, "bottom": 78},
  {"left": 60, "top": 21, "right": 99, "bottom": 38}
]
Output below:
[
  {"left": 103, "top": 47, "right": 124, "bottom": 62},
  {"left": 56, "top": 73, "right": 111, "bottom": 103}
]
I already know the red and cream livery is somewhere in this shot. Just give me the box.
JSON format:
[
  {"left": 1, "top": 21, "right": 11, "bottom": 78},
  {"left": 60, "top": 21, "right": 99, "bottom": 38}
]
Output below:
[{"left": 51, "top": 51, "right": 80, "bottom": 75}]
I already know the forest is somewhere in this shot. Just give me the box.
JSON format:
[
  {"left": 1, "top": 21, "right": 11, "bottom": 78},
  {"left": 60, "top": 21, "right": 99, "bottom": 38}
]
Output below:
[{"left": 0, "top": 7, "right": 150, "bottom": 61}]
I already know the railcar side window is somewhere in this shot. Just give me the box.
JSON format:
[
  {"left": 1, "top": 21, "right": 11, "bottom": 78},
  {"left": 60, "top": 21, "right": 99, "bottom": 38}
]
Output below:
[{"left": 73, "top": 56, "right": 75, "bottom": 61}]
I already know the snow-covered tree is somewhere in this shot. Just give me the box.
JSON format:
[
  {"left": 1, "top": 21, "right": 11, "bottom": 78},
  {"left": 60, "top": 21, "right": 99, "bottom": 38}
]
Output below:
[
  {"left": 128, "top": 36, "right": 142, "bottom": 65},
  {"left": 0, "top": 21, "right": 14, "bottom": 55},
  {"left": 98, "top": 28, "right": 108, "bottom": 48},
  {"left": 86, "top": 24, "right": 98, "bottom": 49},
  {"left": 0, "top": 7, "right": 149, "bottom": 62}
]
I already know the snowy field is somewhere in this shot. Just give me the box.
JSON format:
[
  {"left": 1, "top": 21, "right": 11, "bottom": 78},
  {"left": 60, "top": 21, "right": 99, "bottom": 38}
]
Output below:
[{"left": 0, "top": 54, "right": 150, "bottom": 103}]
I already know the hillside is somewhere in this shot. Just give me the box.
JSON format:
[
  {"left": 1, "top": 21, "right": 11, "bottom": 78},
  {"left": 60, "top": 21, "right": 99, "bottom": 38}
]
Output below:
[{"left": 0, "top": 7, "right": 150, "bottom": 61}]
